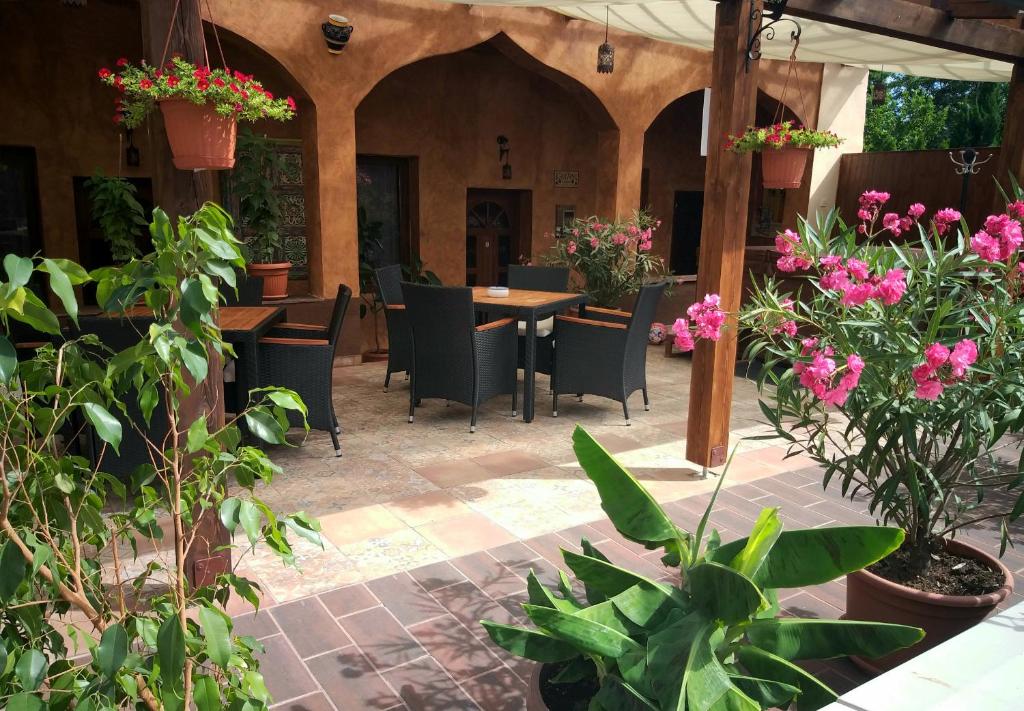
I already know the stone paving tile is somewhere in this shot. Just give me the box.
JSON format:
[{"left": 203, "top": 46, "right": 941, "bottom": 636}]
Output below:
[
  {"left": 305, "top": 646, "right": 403, "bottom": 710},
  {"left": 460, "top": 666, "right": 529, "bottom": 711},
  {"left": 408, "top": 561, "right": 468, "bottom": 591},
  {"left": 338, "top": 606, "right": 427, "bottom": 670},
  {"left": 473, "top": 450, "right": 549, "bottom": 476},
  {"left": 233, "top": 610, "right": 281, "bottom": 640},
  {"left": 380, "top": 657, "right": 479, "bottom": 710},
  {"left": 407, "top": 613, "right": 504, "bottom": 680},
  {"left": 271, "top": 691, "right": 339, "bottom": 711},
  {"left": 416, "top": 512, "right": 518, "bottom": 557},
  {"left": 451, "top": 551, "right": 526, "bottom": 599},
  {"left": 256, "top": 634, "right": 319, "bottom": 703},
  {"left": 366, "top": 572, "right": 447, "bottom": 626},
  {"left": 271, "top": 598, "right": 353, "bottom": 658},
  {"left": 319, "top": 583, "right": 380, "bottom": 618}
]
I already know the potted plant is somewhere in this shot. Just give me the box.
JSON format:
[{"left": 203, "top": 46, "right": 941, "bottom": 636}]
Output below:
[
  {"left": 84, "top": 171, "right": 148, "bottom": 264},
  {"left": 484, "top": 427, "right": 922, "bottom": 710},
  {"left": 547, "top": 211, "right": 666, "bottom": 308},
  {"left": 726, "top": 121, "right": 843, "bottom": 189},
  {"left": 672, "top": 187, "right": 1024, "bottom": 672},
  {"left": 230, "top": 128, "right": 290, "bottom": 298},
  {"left": 99, "top": 56, "right": 296, "bottom": 170}
]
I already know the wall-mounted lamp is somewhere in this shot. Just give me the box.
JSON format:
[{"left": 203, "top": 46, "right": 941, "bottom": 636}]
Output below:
[
  {"left": 125, "top": 128, "right": 140, "bottom": 167},
  {"left": 497, "top": 135, "right": 511, "bottom": 180},
  {"left": 321, "top": 14, "right": 353, "bottom": 54},
  {"left": 597, "top": 6, "right": 614, "bottom": 73}
]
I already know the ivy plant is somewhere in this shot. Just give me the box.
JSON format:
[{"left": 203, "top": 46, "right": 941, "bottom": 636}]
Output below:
[{"left": 0, "top": 203, "right": 318, "bottom": 710}]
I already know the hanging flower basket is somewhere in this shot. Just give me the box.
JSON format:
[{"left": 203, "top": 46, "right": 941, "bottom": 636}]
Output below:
[
  {"left": 726, "top": 121, "right": 843, "bottom": 190},
  {"left": 99, "top": 57, "right": 296, "bottom": 171}
]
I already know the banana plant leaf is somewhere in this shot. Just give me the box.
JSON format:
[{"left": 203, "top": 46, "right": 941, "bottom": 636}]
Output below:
[
  {"left": 736, "top": 646, "right": 837, "bottom": 711},
  {"left": 524, "top": 604, "right": 643, "bottom": 658},
  {"left": 480, "top": 622, "right": 579, "bottom": 663},
  {"left": 746, "top": 618, "right": 924, "bottom": 661}
]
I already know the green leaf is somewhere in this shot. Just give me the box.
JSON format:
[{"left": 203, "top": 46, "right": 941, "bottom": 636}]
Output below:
[
  {"left": 96, "top": 623, "right": 128, "bottom": 678},
  {"left": 54, "top": 471, "right": 75, "bottom": 494},
  {"left": 4, "top": 254, "right": 33, "bottom": 288},
  {"left": 526, "top": 570, "right": 581, "bottom": 613},
  {"left": 16, "top": 649, "right": 47, "bottom": 691},
  {"left": 5, "top": 693, "right": 44, "bottom": 711},
  {"left": 572, "top": 426, "right": 680, "bottom": 548},
  {"left": 199, "top": 606, "right": 232, "bottom": 668},
  {"left": 687, "top": 562, "right": 766, "bottom": 626},
  {"left": 193, "top": 674, "right": 221, "bottom": 711},
  {"left": 244, "top": 409, "right": 287, "bottom": 445},
  {"left": 0, "top": 334, "right": 16, "bottom": 383},
  {"left": 709, "top": 527, "right": 904, "bottom": 588},
  {"left": 220, "top": 497, "right": 242, "bottom": 533},
  {"left": 728, "top": 675, "right": 800, "bottom": 708},
  {"left": 480, "top": 621, "right": 579, "bottom": 663},
  {"left": 737, "top": 646, "right": 837, "bottom": 711},
  {"left": 187, "top": 415, "right": 209, "bottom": 454},
  {"left": 592, "top": 676, "right": 658, "bottom": 710},
  {"left": 523, "top": 603, "right": 642, "bottom": 658},
  {"left": 83, "top": 402, "right": 122, "bottom": 453},
  {"left": 42, "top": 258, "right": 78, "bottom": 324},
  {"left": 0, "top": 539, "right": 28, "bottom": 601},
  {"left": 181, "top": 340, "right": 209, "bottom": 382},
  {"left": 746, "top": 618, "right": 924, "bottom": 661},
  {"left": 157, "top": 616, "right": 185, "bottom": 694},
  {"left": 238, "top": 499, "right": 262, "bottom": 545},
  {"left": 729, "top": 507, "right": 782, "bottom": 579},
  {"left": 562, "top": 549, "right": 667, "bottom": 600}
]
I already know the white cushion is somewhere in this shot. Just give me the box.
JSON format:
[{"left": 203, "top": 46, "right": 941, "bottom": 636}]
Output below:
[{"left": 518, "top": 316, "right": 554, "bottom": 337}]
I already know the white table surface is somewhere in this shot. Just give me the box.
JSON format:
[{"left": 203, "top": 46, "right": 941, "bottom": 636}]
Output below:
[{"left": 821, "top": 600, "right": 1024, "bottom": 711}]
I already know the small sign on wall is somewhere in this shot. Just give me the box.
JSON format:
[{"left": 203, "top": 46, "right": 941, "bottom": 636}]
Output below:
[{"left": 553, "top": 170, "right": 579, "bottom": 188}]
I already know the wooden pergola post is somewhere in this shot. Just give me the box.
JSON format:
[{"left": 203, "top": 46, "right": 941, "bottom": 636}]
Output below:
[
  {"left": 685, "top": 0, "right": 761, "bottom": 468},
  {"left": 995, "top": 60, "right": 1024, "bottom": 198}
]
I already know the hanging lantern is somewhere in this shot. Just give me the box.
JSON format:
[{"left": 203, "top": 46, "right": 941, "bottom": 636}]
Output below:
[
  {"left": 597, "top": 6, "right": 614, "bottom": 74},
  {"left": 872, "top": 70, "right": 886, "bottom": 106}
]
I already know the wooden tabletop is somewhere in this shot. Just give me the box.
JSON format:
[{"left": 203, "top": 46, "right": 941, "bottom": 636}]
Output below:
[
  {"left": 471, "top": 287, "right": 584, "bottom": 308},
  {"left": 94, "top": 306, "right": 284, "bottom": 335}
]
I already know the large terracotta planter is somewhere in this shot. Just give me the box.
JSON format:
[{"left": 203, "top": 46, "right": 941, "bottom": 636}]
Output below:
[
  {"left": 159, "top": 99, "right": 237, "bottom": 170},
  {"left": 247, "top": 262, "right": 291, "bottom": 300},
  {"left": 761, "top": 146, "right": 810, "bottom": 189},
  {"left": 844, "top": 538, "right": 1013, "bottom": 674},
  {"left": 527, "top": 664, "right": 546, "bottom": 710}
]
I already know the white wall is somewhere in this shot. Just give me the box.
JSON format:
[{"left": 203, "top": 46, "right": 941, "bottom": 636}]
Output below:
[{"left": 807, "top": 64, "right": 869, "bottom": 220}]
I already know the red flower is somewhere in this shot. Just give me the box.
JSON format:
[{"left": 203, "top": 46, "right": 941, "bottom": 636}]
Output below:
[
  {"left": 113, "top": 113, "right": 123, "bottom": 124},
  {"left": 240, "top": 90, "right": 249, "bottom": 100},
  {"left": 98, "top": 67, "right": 112, "bottom": 79},
  {"left": 229, "top": 82, "right": 240, "bottom": 93},
  {"left": 264, "top": 90, "right": 274, "bottom": 100},
  {"left": 286, "top": 96, "right": 297, "bottom": 111},
  {"left": 233, "top": 102, "right": 243, "bottom": 112},
  {"left": 154, "top": 70, "right": 163, "bottom": 79},
  {"left": 116, "top": 57, "right": 128, "bottom": 67},
  {"left": 139, "top": 78, "right": 153, "bottom": 89},
  {"left": 197, "top": 79, "right": 210, "bottom": 91},
  {"left": 167, "top": 75, "right": 180, "bottom": 88},
  {"left": 114, "top": 76, "right": 125, "bottom": 92},
  {"left": 213, "top": 77, "right": 225, "bottom": 87}
]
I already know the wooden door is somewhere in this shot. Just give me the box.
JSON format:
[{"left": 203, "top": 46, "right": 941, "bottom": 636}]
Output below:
[{"left": 466, "top": 190, "right": 520, "bottom": 287}]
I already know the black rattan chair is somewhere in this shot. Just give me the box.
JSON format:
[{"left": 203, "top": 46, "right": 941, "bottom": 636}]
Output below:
[
  {"left": 402, "top": 283, "right": 517, "bottom": 433},
  {"left": 507, "top": 265, "right": 569, "bottom": 377},
  {"left": 551, "top": 282, "right": 667, "bottom": 425},
  {"left": 220, "top": 272, "right": 264, "bottom": 306},
  {"left": 257, "top": 284, "right": 352, "bottom": 456},
  {"left": 375, "top": 264, "right": 412, "bottom": 392}
]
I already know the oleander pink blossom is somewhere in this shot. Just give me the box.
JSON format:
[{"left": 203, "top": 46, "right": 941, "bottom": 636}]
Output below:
[
  {"left": 775, "top": 229, "right": 800, "bottom": 256},
  {"left": 948, "top": 339, "right": 978, "bottom": 377},
  {"left": 589, "top": 237, "right": 600, "bottom": 249},
  {"left": 773, "top": 319, "right": 798, "bottom": 337},
  {"left": 882, "top": 212, "right": 903, "bottom": 236},
  {"left": 932, "top": 208, "right": 962, "bottom": 236},
  {"left": 874, "top": 268, "right": 907, "bottom": 305},
  {"left": 671, "top": 318, "right": 694, "bottom": 352},
  {"left": 840, "top": 282, "right": 874, "bottom": 306},
  {"left": 819, "top": 255, "right": 843, "bottom": 270},
  {"left": 908, "top": 203, "right": 926, "bottom": 220},
  {"left": 1008, "top": 201, "right": 1024, "bottom": 220},
  {"left": 820, "top": 268, "right": 851, "bottom": 292},
  {"left": 776, "top": 255, "right": 812, "bottom": 272},
  {"left": 567, "top": 241, "right": 576, "bottom": 255},
  {"left": 971, "top": 230, "right": 1003, "bottom": 262},
  {"left": 924, "top": 342, "right": 950, "bottom": 369},
  {"left": 846, "top": 258, "right": 870, "bottom": 281},
  {"left": 915, "top": 379, "right": 945, "bottom": 401},
  {"left": 687, "top": 294, "right": 727, "bottom": 341}
]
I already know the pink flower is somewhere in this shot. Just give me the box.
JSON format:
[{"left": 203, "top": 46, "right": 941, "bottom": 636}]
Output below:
[
  {"left": 911, "top": 363, "right": 934, "bottom": 386},
  {"left": 820, "top": 268, "right": 851, "bottom": 292},
  {"left": 1008, "top": 201, "right": 1024, "bottom": 220},
  {"left": 933, "top": 208, "right": 962, "bottom": 236},
  {"left": 915, "top": 380, "right": 945, "bottom": 401},
  {"left": 777, "top": 255, "right": 811, "bottom": 272},
  {"left": 612, "top": 232, "right": 627, "bottom": 246},
  {"left": 882, "top": 212, "right": 902, "bottom": 236},
  {"left": 98, "top": 67, "right": 112, "bottom": 79},
  {"left": 780, "top": 298, "right": 795, "bottom": 311},
  {"left": 571, "top": 228, "right": 579, "bottom": 238},
  {"left": 233, "top": 102, "right": 243, "bottom": 112},
  {"left": 983, "top": 214, "right": 1023, "bottom": 260},
  {"left": 971, "top": 230, "right": 1003, "bottom": 262},
  {"left": 166, "top": 75, "right": 180, "bottom": 88},
  {"left": 589, "top": 237, "right": 600, "bottom": 249},
  {"left": 672, "top": 318, "right": 695, "bottom": 352},
  {"left": 775, "top": 229, "right": 800, "bottom": 256},
  {"left": 628, "top": 225, "right": 639, "bottom": 236},
  {"left": 874, "top": 268, "right": 906, "bottom": 305},
  {"left": 116, "top": 57, "right": 129, "bottom": 67},
  {"left": 924, "top": 342, "right": 950, "bottom": 369},
  {"left": 846, "top": 258, "right": 870, "bottom": 281},
  {"left": 908, "top": 203, "right": 926, "bottom": 219},
  {"left": 567, "top": 241, "right": 577, "bottom": 255},
  {"left": 639, "top": 239, "right": 653, "bottom": 252},
  {"left": 819, "top": 255, "right": 843, "bottom": 270},
  {"left": 773, "top": 320, "right": 798, "bottom": 337},
  {"left": 859, "top": 190, "right": 891, "bottom": 209},
  {"left": 840, "top": 282, "right": 874, "bottom": 307},
  {"left": 948, "top": 339, "right": 978, "bottom": 377},
  {"left": 686, "top": 294, "right": 726, "bottom": 341},
  {"left": 286, "top": 96, "right": 297, "bottom": 112}
]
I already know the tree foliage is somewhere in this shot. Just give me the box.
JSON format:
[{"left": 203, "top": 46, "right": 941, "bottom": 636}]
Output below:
[{"left": 865, "top": 71, "right": 1007, "bottom": 152}]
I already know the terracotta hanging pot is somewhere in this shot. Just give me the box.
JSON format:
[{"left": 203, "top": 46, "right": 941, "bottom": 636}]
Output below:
[
  {"left": 247, "top": 262, "right": 291, "bottom": 300},
  {"left": 159, "top": 99, "right": 238, "bottom": 170},
  {"left": 843, "top": 537, "right": 1013, "bottom": 675},
  {"left": 761, "top": 146, "right": 810, "bottom": 189}
]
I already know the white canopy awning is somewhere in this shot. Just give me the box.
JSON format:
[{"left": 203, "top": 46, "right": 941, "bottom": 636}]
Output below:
[{"left": 444, "top": 0, "right": 1013, "bottom": 82}]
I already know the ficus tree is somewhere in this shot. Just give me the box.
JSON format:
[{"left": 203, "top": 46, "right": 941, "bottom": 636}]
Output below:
[{"left": 0, "top": 203, "right": 320, "bottom": 710}]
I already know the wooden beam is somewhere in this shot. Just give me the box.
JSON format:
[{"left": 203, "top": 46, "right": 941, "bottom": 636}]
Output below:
[
  {"left": 994, "top": 61, "right": 1024, "bottom": 203},
  {"left": 785, "top": 0, "right": 1024, "bottom": 62},
  {"left": 686, "top": 0, "right": 760, "bottom": 468}
]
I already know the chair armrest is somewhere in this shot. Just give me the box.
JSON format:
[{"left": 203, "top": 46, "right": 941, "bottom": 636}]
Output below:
[
  {"left": 259, "top": 337, "right": 330, "bottom": 345},
  {"left": 274, "top": 322, "right": 324, "bottom": 331},
  {"left": 586, "top": 306, "right": 632, "bottom": 318},
  {"left": 555, "top": 315, "right": 627, "bottom": 330},
  {"left": 476, "top": 317, "right": 516, "bottom": 332},
  {"left": 385, "top": 304, "right": 406, "bottom": 311}
]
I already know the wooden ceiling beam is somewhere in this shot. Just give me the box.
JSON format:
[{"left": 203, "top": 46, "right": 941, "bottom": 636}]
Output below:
[{"left": 784, "top": 0, "right": 1024, "bottom": 62}]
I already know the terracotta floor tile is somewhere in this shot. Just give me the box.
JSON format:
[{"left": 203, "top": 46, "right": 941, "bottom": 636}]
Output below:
[
  {"left": 233, "top": 610, "right": 280, "bottom": 640},
  {"left": 461, "top": 666, "right": 530, "bottom": 711},
  {"left": 270, "top": 692, "right": 336, "bottom": 711},
  {"left": 451, "top": 551, "right": 525, "bottom": 599},
  {"left": 255, "top": 634, "right": 318, "bottom": 703},
  {"left": 414, "top": 459, "right": 494, "bottom": 488},
  {"left": 366, "top": 572, "right": 446, "bottom": 626},
  {"left": 408, "top": 561, "right": 468, "bottom": 591},
  {"left": 319, "top": 583, "right": 380, "bottom": 618},
  {"left": 416, "top": 513, "right": 517, "bottom": 557},
  {"left": 430, "top": 580, "right": 509, "bottom": 636},
  {"left": 380, "top": 656, "right": 479, "bottom": 710},
  {"left": 338, "top": 606, "right": 427, "bottom": 670},
  {"left": 487, "top": 541, "right": 541, "bottom": 570},
  {"left": 384, "top": 490, "right": 473, "bottom": 526},
  {"left": 317, "top": 505, "right": 408, "bottom": 547},
  {"left": 306, "top": 646, "right": 402, "bottom": 710},
  {"left": 271, "top": 597, "right": 353, "bottom": 658},
  {"left": 407, "top": 613, "right": 503, "bottom": 680},
  {"left": 473, "top": 450, "right": 548, "bottom": 476}
]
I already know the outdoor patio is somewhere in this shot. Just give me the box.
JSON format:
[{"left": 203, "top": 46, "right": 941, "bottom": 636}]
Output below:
[{"left": 212, "top": 355, "right": 1024, "bottom": 711}]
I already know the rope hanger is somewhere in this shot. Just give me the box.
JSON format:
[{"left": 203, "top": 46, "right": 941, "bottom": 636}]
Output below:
[
  {"left": 158, "top": 0, "right": 229, "bottom": 72},
  {"left": 772, "top": 34, "right": 813, "bottom": 130}
]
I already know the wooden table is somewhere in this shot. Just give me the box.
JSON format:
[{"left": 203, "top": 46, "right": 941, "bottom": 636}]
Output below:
[{"left": 472, "top": 287, "right": 589, "bottom": 423}]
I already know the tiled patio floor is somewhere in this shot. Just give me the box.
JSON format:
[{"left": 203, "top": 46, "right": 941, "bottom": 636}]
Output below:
[{"left": 209, "top": 353, "right": 1024, "bottom": 710}]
